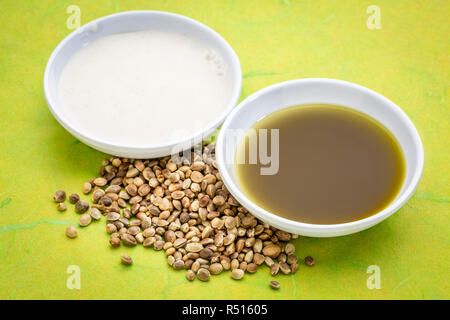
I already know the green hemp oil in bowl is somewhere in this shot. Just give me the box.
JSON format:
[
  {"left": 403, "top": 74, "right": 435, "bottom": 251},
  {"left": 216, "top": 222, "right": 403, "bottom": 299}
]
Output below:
[{"left": 235, "top": 104, "right": 406, "bottom": 225}]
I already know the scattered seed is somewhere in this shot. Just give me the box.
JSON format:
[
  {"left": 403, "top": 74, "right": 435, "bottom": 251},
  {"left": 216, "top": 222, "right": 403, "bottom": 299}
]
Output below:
[
  {"left": 262, "top": 244, "right": 281, "bottom": 258},
  {"left": 213, "top": 195, "right": 226, "bottom": 206},
  {"left": 197, "top": 268, "right": 210, "bottom": 281},
  {"left": 253, "top": 253, "right": 265, "bottom": 265},
  {"left": 120, "top": 254, "right": 133, "bottom": 265},
  {"left": 287, "top": 254, "right": 298, "bottom": 265},
  {"left": 121, "top": 234, "right": 137, "bottom": 246},
  {"left": 109, "top": 237, "right": 120, "bottom": 247},
  {"left": 106, "top": 185, "right": 121, "bottom": 194},
  {"left": 106, "top": 223, "right": 117, "bottom": 234},
  {"left": 92, "top": 189, "right": 105, "bottom": 203},
  {"left": 82, "top": 182, "right": 92, "bottom": 194},
  {"left": 53, "top": 190, "right": 66, "bottom": 203},
  {"left": 75, "top": 200, "right": 89, "bottom": 213},
  {"left": 57, "top": 203, "right": 67, "bottom": 212},
  {"left": 112, "top": 158, "right": 121, "bottom": 167},
  {"left": 143, "top": 237, "right": 156, "bottom": 248},
  {"left": 154, "top": 240, "right": 164, "bottom": 250},
  {"left": 275, "top": 230, "right": 291, "bottom": 242},
  {"left": 106, "top": 212, "right": 120, "bottom": 221},
  {"left": 209, "top": 263, "right": 223, "bottom": 275},
  {"left": 173, "top": 238, "right": 187, "bottom": 248},
  {"left": 186, "top": 270, "right": 195, "bottom": 281},
  {"left": 305, "top": 256, "right": 315, "bottom": 267},
  {"left": 186, "top": 242, "right": 203, "bottom": 253},
  {"left": 279, "top": 262, "right": 291, "bottom": 275},
  {"left": 269, "top": 281, "right": 280, "bottom": 290},
  {"left": 93, "top": 177, "right": 107, "bottom": 186},
  {"left": 79, "top": 213, "right": 92, "bottom": 227},
  {"left": 99, "top": 196, "right": 112, "bottom": 206},
  {"left": 55, "top": 143, "right": 306, "bottom": 284},
  {"left": 126, "top": 168, "right": 139, "bottom": 178},
  {"left": 65, "top": 226, "right": 78, "bottom": 239},
  {"left": 89, "top": 207, "right": 102, "bottom": 220},
  {"left": 270, "top": 263, "right": 280, "bottom": 276},
  {"left": 127, "top": 226, "right": 140, "bottom": 236},
  {"left": 135, "top": 233, "right": 144, "bottom": 244},
  {"left": 265, "top": 256, "right": 275, "bottom": 267},
  {"left": 69, "top": 193, "right": 80, "bottom": 204},
  {"left": 284, "top": 243, "right": 295, "bottom": 255},
  {"left": 199, "top": 248, "right": 213, "bottom": 259},
  {"left": 173, "top": 259, "right": 185, "bottom": 270},
  {"left": 191, "top": 171, "right": 204, "bottom": 183},
  {"left": 231, "top": 268, "right": 244, "bottom": 280}
]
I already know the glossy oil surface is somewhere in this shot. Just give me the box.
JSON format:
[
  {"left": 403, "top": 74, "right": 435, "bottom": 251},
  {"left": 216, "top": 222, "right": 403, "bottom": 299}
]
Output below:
[{"left": 235, "top": 104, "right": 406, "bottom": 224}]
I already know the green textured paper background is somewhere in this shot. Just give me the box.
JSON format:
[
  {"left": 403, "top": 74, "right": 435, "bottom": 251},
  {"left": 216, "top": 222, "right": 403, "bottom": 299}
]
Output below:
[{"left": 0, "top": 0, "right": 448, "bottom": 300}]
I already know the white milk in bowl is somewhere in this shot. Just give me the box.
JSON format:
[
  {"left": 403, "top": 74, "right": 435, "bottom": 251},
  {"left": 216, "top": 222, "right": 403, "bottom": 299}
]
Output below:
[{"left": 58, "top": 30, "right": 230, "bottom": 147}]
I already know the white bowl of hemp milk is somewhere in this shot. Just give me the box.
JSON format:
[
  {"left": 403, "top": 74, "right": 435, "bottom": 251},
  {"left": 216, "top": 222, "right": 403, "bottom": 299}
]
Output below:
[{"left": 44, "top": 11, "right": 242, "bottom": 158}]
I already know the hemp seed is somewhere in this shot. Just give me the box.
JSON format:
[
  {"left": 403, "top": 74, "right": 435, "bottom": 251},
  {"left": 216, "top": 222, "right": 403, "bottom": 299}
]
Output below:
[
  {"left": 53, "top": 190, "right": 66, "bottom": 203},
  {"left": 93, "top": 177, "right": 107, "bottom": 186},
  {"left": 279, "top": 262, "right": 291, "bottom": 275},
  {"left": 65, "top": 226, "right": 78, "bottom": 239},
  {"left": 57, "top": 203, "right": 67, "bottom": 212},
  {"left": 173, "top": 259, "right": 185, "bottom": 270},
  {"left": 109, "top": 237, "right": 120, "bottom": 247},
  {"left": 186, "top": 270, "right": 195, "bottom": 281},
  {"left": 120, "top": 254, "right": 133, "bottom": 265},
  {"left": 79, "top": 213, "right": 92, "bottom": 227},
  {"left": 82, "top": 182, "right": 92, "bottom": 194},
  {"left": 186, "top": 242, "right": 203, "bottom": 253},
  {"left": 69, "top": 193, "right": 80, "bottom": 204},
  {"left": 305, "top": 256, "right": 315, "bottom": 267},
  {"left": 106, "top": 223, "right": 117, "bottom": 234},
  {"left": 270, "top": 263, "right": 280, "bottom": 276},
  {"left": 269, "top": 281, "right": 280, "bottom": 290},
  {"left": 75, "top": 200, "right": 89, "bottom": 213},
  {"left": 55, "top": 143, "right": 306, "bottom": 284},
  {"left": 284, "top": 243, "right": 295, "bottom": 255},
  {"left": 89, "top": 207, "right": 102, "bottom": 220},
  {"left": 246, "top": 263, "right": 258, "bottom": 273},
  {"left": 291, "top": 262, "right": 299, "bottom": 274},
  {"left": 121, "top": 234, "right": 137, "bottom": 246},
  {"left": 154, "top": 240, "right": 164, "bottom": 250},
  {"left": 209, "top": 263, "right": 223, "bottom": 275},
  {"left": 262, "top": 244, "right": 281, "bottom": 258},
  {"left": 287, "top": 254, "right": 298, "bottom": 265},
  {"left": 92, "top": 189, "right": 105, "bottom": 203},
  {"left": 197, "top": 268, "right": 210, "bottom": 281},
  {"left": 106, "top": 212, "right": 120, "bottom": 221},
  {"left": 231, "top": 268, "right": 244, "bottom": 280}
]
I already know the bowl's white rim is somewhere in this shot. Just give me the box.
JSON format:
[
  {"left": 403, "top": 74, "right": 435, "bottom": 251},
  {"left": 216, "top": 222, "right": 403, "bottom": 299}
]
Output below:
[
  {"left": 216, "top": 78, "right": 424, "bottom": 233},
  {"left": 43, "top": 10, "right": 242, "bottom": 151}
]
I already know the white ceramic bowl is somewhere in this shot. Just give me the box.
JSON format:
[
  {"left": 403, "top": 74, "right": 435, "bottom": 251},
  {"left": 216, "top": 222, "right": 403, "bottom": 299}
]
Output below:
[
  {"left": 216, "top": 78, "right": 424, "bottom": 237},
  {"left": 44, "top": 11, "right": 241, "bottom": 158}
]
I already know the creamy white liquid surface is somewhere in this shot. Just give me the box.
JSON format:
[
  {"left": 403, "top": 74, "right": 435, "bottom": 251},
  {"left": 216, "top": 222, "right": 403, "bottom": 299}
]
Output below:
[{"left": 58, "top": 30, "right": 229, "bottom": 146}]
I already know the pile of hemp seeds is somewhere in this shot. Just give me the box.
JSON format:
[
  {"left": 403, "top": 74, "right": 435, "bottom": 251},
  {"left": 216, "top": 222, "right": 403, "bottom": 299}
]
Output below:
[{"left": 53, "top": 142, "right": 314, "bottom": 288}]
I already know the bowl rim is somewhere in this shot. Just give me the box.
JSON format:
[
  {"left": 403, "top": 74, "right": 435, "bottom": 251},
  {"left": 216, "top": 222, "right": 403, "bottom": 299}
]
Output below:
[
  {"left": 43, "top": 10, "right": 242, "bottom": 151},
  {"left": 216, "top": 78, "right": 424, "bottom": 233}
]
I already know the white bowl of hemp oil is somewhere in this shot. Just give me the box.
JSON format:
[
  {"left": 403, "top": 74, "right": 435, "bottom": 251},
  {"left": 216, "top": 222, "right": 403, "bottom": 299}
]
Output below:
[{"left": 216, "top": 78, "right": 424, "bottom": 237}]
